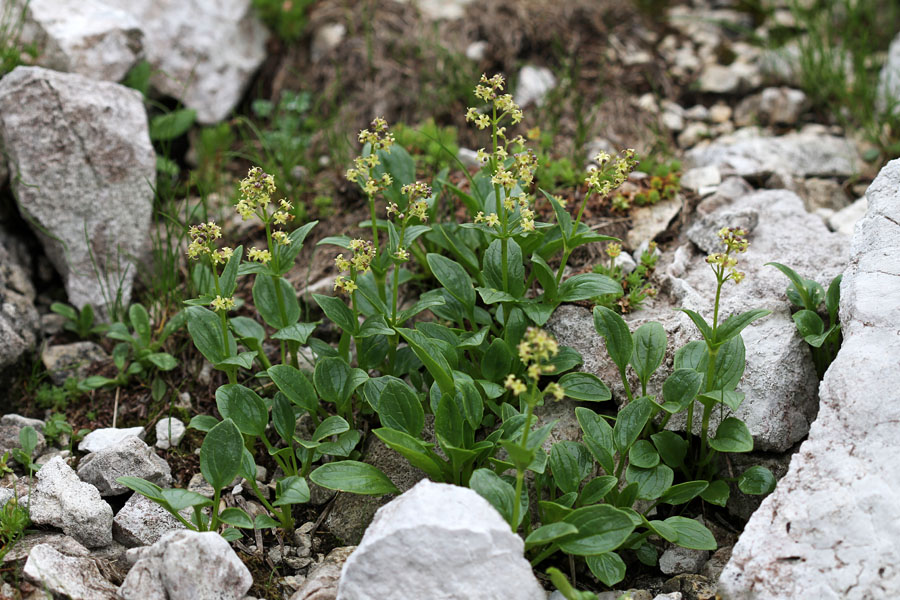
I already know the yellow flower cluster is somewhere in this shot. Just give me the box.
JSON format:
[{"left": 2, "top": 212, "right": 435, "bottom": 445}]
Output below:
[
  {"left": 357, "top": 117, "right": 395, "bottom": 152},
  {"left": 210, "top": 295, "right": 235, "bottom": 312},
  {"left": 518, "top": 327, "right": 559, "bottom": 369},
  {"left": 333, "top": 239, "right": 375, "bottom": 294},
  {"left": 237, "top": 167, "right": 276, "bottom": 220},
  {"left": 474, "top": 212, "right": 500, "bottom": 227},
  {"left": 606, "top": 243, "right": 622, "bottom": 259},
  {"left": 586, "top": 149, "right": 638, "bottom": 198},
  {"left": 248, "top": 248, "right": 272, "bottom": 264},
  {"left": 187, "top": 221, "right": 233, "bottom": 264},
  {"left": 466, "top": 74, "right": 524, "bottom": 130},
  {"left": 706, "top": 227, "right": 749, "bottom": 283},
  {"left": 347, "top": 118, "right": 396, "bottom": 197},
  {"left": 385, "top": 182, "right": 431, "bottom": 224},
  {"left": 504, "top": 373, "right": 527, "bottom": 396}
]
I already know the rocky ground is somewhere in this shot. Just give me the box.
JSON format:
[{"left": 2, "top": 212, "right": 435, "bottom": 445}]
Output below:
[{"left": 0, "top": 0, "right": 898, "bottom": 599}]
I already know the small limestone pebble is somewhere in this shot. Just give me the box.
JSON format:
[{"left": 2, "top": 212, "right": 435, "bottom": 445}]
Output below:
[
  {"left": 336, "top": 480, "right": 545, "bottom": 600},
  {"left": 77, "top": 435, "right": 171, "bottom": 496},
  {"left": 23, "top": 543, "right": 118, "bottom": 600},
  {"left": 155, "top": 417, "right": 186, "bottom": 449},
  {"left": 119, "top": 530, "right": 252, "bottom": 600},
  {"left": 78, "top": 426, "right": 145, "bottom": 453},
  {"left": 659, "top": 546, "right": 709, "bottom": 575}
]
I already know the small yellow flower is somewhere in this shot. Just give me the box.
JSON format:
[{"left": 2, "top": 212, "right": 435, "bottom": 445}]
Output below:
[
  {"left": 248, "top": 248, "right": 272, "bottom": 264},
  {"left": 504, "top": 374, "right": 527, "bottom": 396},
  {"left": 485, "top": 213, "right": 500, "bottom": 227},
  {"left": 545, "top": 382, "right": 565, "bottom": 402},
  {"left": 272, "top": 230, "right": 290, "bottom": 246},
  {"left": 394, "top": 247, "right": 409, "bottom": 261},
  {"left": 606, "top": 243, "right": 622, "bottom": 259},
  {"left": 334, "top": 276, "right": 358, "bottom": 294},
  {"left": 210, "top": 295, "right": 235, "bottom": 312}
]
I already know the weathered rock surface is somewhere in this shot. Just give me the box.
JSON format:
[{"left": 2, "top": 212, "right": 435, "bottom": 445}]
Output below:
[
  {"left": 155, "top": 417, "right": 186, "bottom": 450},
  {"left": 289, "top": 546, "right": 355, "bottom": 600},
  {"left": 28, "top": 456, "right": 113, "bottom": 548},
  {"left": 827, "top": 196, "right": 867, "bottom": 236},
  {"left": 114, "top": 492, "right": 184, "bottom": 547},
  {"left": 2, "top": 532, "right": 89, "bottom": 563},
  {"left": 0, "top": 414, "right": 46, "bottom": 458},
  {"left": 515, "top": 65, "right": 556, "bottom": 107},
  {"left": 719, "top": 159, "right": 900, "bottom": 599},
  {"left": 103, "top": 0, "right": 267, "bottom": 124},
  {"left": 41, "top": 341, "right": 108, "bottom": 385},
  {"left": 77, "top": 435, "right": 171, "bottom": 496},
  {"left": 685, "top": 131, "right": 860, "bottom": 180},
  {"left": 626, "top": 196, "right": 683, "bottom": 250},
  {"left": 119, "top": 530, "right": 252, "bottom": 600},
  {"left": 550, "top": 189, "right": 848, "bottom": 452},
  {"left": 0, "top": 67, "right": 155, "bottom": 314},
  {"left": 336, "top": 480, "right": 545, "bottom": 600},
  {"left": 18, "top": 0, "right": 143, "bottom": 82},
  {"left": 660, "top": 546, "right": 709, "bottom": 575},
  {"left": 0, "top": 228, "right": 39, "bottom": 373},
  {"left": 79, "top": 426, "right": 146, "bottom": 453},
  {"left": 23, "top": 543, "right": 118, "bottom": 600}
]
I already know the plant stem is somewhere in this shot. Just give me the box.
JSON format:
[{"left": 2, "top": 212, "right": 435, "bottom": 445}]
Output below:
[{"left": 510, "top": 395, "right": 537, "bottom": 532}]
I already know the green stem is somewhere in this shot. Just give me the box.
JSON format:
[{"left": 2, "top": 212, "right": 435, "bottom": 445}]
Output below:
[
  {"left": 209, "top": 488, "right": 221, "bottom": 531},
  {"left": 510, "top": 396, "right": 538, "bottom": 531},
  {"left": 530, "top": 543, "right": 559, "bottom": 567}
]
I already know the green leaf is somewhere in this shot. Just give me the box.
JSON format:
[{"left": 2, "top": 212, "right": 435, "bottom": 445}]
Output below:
[
  {"left": 316, "top": 429, "right": 361, "bottom": 457},
  {"left": 268, "top": 365, "right": 318, "bottom": 415},
  {"left": 625, "top": 464, "right": 674, "bottom": 500},
  {"left": 660, "top": 481, "right": 708, "bottom": 505},
  {"left": 825, "top": 274, "right": 842, "bottom": 324},
  {"left": 660, "top": 368, "right": 703, "bottom": 413},
  {"left": 253, "top": 276, "right": 300, "bottom": 329},
  {"left": 738, "top": 466, "right": 776, "bottom": 495},
  {"left": 544, "top": 346, "right": 583, "bottom": 375},
  {"left": 525, "top": 522, "right": 579, "bottom": 547},
  {"left": 218, "top": 245, "right": 243, "bottom": 297},
  {"left": 651, "top": 431, "right": 688, "bottom": 468},
  {"left": 158, "top": 488, "right": 212, "bottom": 512},
  {"left": 559, "top": 273, "right": 622, "bottom": 302},
  {"left": 188, "top": 415, "right": 219, "bottom": 432},
  {"left": 310, "top": 416, "right": 350, "bottom": 442},
  {"left": 793, "top": 309, "right": 825, "bottom": 344},
  {"left": 313, "top": 294, "right": 358, "bottom": 335},
  {"left": 664, "top": 516, "right": 717, "bottom": 550},
  {"left": 678, "top": 308, "right": 713, "bottom": 342},
  {"left": 475, "top": 287, "right": 517, "bottom": 304},
  {"left": 613, "top": 396, "right": 653, "bottom": 454},
  {"left": 483, "top": 238, "right": 525, "bottom": 298},
  {"left": 714, "top": 309, "right": 771, "bottom": 346},
  {"left": 645, "top": 519, "right": 678, "bottom": 543},
  {"left": 129, "top": 304, "right": 151, "bottom": 349},
  {"left": 711, "top": 335, "right": 745, "bottom": 391},
  {"left": 674, "top": 340, "right": 707, "bottom": 372},
  {"left": 550, "top": 441, "right": 593, "bottom": 495},
  {"left": 116, "top": 476, "right": 164, "bottom": 502},
  {"left": 215, "top": 384, "right": 268, "bottom": 437},
  {"left": 397, "top": 328, "right": 455, "bottom": 397},
  {"left": 544, "top": 190, "right": 573, "bottom": 239},
  {"left": 272, "top": 322, "right": 317, "bottom": 344},
  {"left": 373, "top": 428, "right": 447, "bottom": 481},
  {"left": 374, "top": 379, "right": 424, "bottom": 437},
  {"left": 592, "top": 306, "right": 633, "bottom": 372},
  {"left": 701, "top": 480, "right": 730, "bottom": 506},
  {"left": 579, "top": 476, "right": 619, "bottom": 506},
  {"left": 708, "top": 417, "right": 753, "bottom": 453},
  {"left": 253, "top": 514, "right": 279, "bottom": 530},
  {"left": 273, "top": 476, "right": 311, "bottom": 506},
  {"left": 576, "top": 407, "right": 615, "bottom": 475},
  {"left": 145, "top": 353, "right": 178, "bottom": 371},
  {"left": 314, "top": 357, "right": 367, "bottom": 413},
  {"left": 50, "top": 302, "right": 77, "bottom": 321},
  {"left": 766, "top": 262, "right": 813, "bottom": 309},
  {"left": 470, "top": 468, "right": 517, "bottom": 525},
  {"left": 586, "top": 552, "right": 626, "bottom": 587},
  {"left": 697, "top": 389, "right": 745, "bottom": 412},
  {"left": 200, "top": 419, "right": 244, "bottom": 490},
  {"left": 558, "top": 372, "right": 610, "bottom": 403},
  {"left": 481, "top": 339, "right": 513, "bottom": 382},
  {"left": 309, "top": 461, "right": 399, "bottom": 495},
  {"left": 427, "top": 254, "right": 475, "bottom": 310},
  {"left": 217, "top": 351, "right": 257, "bottom": 370},
  {"left": 558, "top": 505, "right": 636, "bottom": 556},
  {"left": 219, "top": 507, "right": 254, "bottom": 528},
  {"left": 186, "top": 306, "right": 233, "bottom": 365},
  {"left": 531, "top": 253, "right": 558, "bottom": 301},
  {"left": 630, "top": 322, "right": 667, "bottom": 387},
  {"left": 220, "top": 528, "right": 242, "bottom": 541},
  {"left": 149, "top": 108, "right": 196, "bottom": 141},
  {"left": 628, "top": 440, "right": 659, "bottom": 469},
  {"left": 229, "top": 316, "right": 265, "bottom": 349},
  {"left": 357, "top": 315, "right": 394, "bottom": 338},
  {"left": 270, "top": 392, "right": 296, "bottom": 445}
]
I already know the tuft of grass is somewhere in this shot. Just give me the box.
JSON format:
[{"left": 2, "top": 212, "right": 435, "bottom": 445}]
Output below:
[
  {"left": 778, "top": 0, "right": 900, "bottom": 160},
  {"left": 0, "top": 0, "right": 36, "bottom": 77}
]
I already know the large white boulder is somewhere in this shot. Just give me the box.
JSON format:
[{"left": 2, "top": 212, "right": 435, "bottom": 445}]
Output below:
[
  {"left": 102, "top": 0, "right": 268, "bottom": 124},
  {"left": 337, "top": 480, "right": 546, "bottom": 600},
  {"left": 719, "top": 159, "right": 900, "bottom": 598},
  {"left": 0, "top": 67, "right": 155, "bottom": 315}
]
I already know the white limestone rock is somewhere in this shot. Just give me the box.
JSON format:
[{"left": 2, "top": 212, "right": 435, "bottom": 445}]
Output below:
[
  {"left": 23, "top": 544, "right": 118, "bottom": 600},
  {"left": 827, "top": 196, "right": 867, "bottom": 236},
  {"left": 18, "top": 0, "right": 143, "bottom": 82},
  {"left": 119, "top": 530, "right": 253, "bottom": 600},
  {"left": 77, "top": 435, "right": 171, "bottom": 496},
  {"left": 877, "top": 32, "right": 900, "bottom": 116},
  {"left": 0, "top": 67, "right": 155, "bottom": 315},
  {"left": 719, "top": 159, "right": 900, "bottom": 599},
  {"left": 28, "top": 456, "right": 114, "bottom": 548},
  {"left": 102, "top": 0, "right": 268, "bottom": 124},
  {"left": 78, "top": 426, "right": 146, "bottom": 453},
  {"left": 515, "top": 65, "right": 556, "bottom": 108},
  {"left": 336, "top": 480, "right": 546, "bottom": 600},
  {"left": 155, "top": 417, "right": 186, "bottom": 450},
  {"left": 685, "top": 131, "right": 860, "bottom": 180},
  {"left": 114, "top": 492, "right": 185, "bottom": 547}
]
